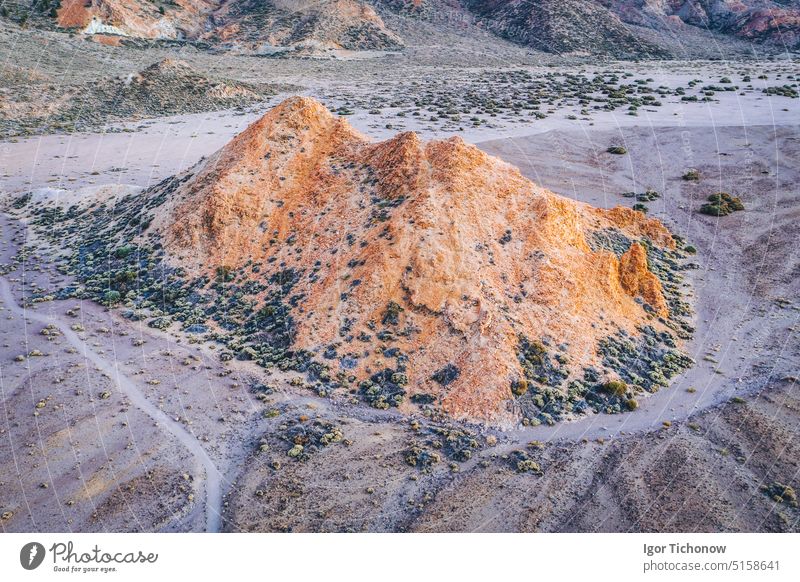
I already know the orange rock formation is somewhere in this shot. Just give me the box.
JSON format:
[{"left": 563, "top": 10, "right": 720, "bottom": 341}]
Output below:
[
  {"left": 57, "top": 0, "right": 214, "bottom": 39},
  {"left": 153, "top": 96, "right": 677, "bottom": 422}
]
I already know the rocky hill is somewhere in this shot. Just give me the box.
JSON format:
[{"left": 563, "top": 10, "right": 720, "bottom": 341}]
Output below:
[
  {"left": 0, "top": 58, "right": 289, "bottom": 137},
  {"left": 55, "top": 0, "right": 215, "bottom": 39},
  {"left": 31, "top": 97, "right": 694, "bottom": 425},
  {"left": 24, "top": 0, "right": 403, "bottom": 52},
  {"left": 460, "top": 0, "right": 667, "bottom": 57},
  {"left": 89, "top": 58, "right": 285, "bottom": 117},
  {"left": 205, "top": 0, "right": 404, "bottom": 51},
  {"left": 373, "top": 0, "right": 800, "bottom": 53},
  {"left": 597, "top": 0, "right": 800, "bottom": 48}
]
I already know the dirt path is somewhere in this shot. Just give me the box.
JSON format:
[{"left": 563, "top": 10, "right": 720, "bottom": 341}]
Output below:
[{"left": 0, "top": 275, "right": 224, "bottom": 532}]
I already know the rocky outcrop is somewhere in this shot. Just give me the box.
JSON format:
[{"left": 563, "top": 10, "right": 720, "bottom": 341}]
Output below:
[
  {"left": 460, "top": 0, "right": 667, "bottom": 57},
  {"left": 374, "top": 0, "right": 800, "bottom": 52},
  {"left": 596, "top": 0, "right": 800, "bottom": 48},
  {"left": 151, "top": 96, "right": 680, "bottom": 422},
  {"left": 53, "top": 0, "right": 404, "bottom": 51},
  {"left": 207, "top": 0, "right": 404, "bottom": 51},
  {"left": 56, "top": 0, "right": 215, "bottom": 39},
  {"left": 618, "top": 242, "right": 669, "bottom": 317}
]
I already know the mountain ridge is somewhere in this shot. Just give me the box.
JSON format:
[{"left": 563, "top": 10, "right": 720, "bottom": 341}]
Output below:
[{"left": 4, "top": 0, "right": 796, "bottom": 55}]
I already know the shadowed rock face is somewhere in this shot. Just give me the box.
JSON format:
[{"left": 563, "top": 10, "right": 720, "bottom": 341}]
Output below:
[
  {"left": 375, "top": 0, "right": 800, "bottom": 51},
  {"left": 460, "top": 0, "right": 668, "bottom": 57},
  {"left": 207, "top": 0, "right": 405, "bottom": 50},
  {"left": 146, "top": 96, "right": 680, "bottom": 423},
  {"left": 596, "top": 0, "right": 800, "bottom": 47}
]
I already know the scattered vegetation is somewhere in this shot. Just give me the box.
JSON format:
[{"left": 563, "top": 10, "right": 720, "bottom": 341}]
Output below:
[
  {"left": 762, "top": 482, "right": 798, "bottom": 507},
  {"left": 269, "top": 415, "right": 346, "bottom": 462},
  {"left": 509, "top": 450, "right": 542, "bottom": 474},
  {"left": 699, "top": 192, "right": 744, "bottom": 216}
]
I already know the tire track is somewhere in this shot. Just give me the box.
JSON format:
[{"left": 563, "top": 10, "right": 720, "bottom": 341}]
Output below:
[{"left": 0, "top": 276, "right": 223, "bottom": 532}]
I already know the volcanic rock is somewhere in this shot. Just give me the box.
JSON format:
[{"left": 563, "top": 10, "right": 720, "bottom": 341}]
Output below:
[{"left": 148, "top": 96, "right": 684, "bottom": 422}]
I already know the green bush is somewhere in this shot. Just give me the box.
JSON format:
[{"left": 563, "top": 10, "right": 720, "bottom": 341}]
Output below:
[
  {"left": 761, "top": 482, "right": 798, "bottom": 507},
  {"left": 101, "top": 290, "right": 122, "bottom": 306},
  {"left": 700, "top": 192, "right": 744, "bottom": 216},
  {"left": 601, "top": 380, "right": 628, "bottom": 397}
]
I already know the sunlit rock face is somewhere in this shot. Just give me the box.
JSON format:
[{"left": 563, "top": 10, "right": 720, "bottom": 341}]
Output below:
[{"left": 141, "top": 97, "right": 684, "bottom": 423}]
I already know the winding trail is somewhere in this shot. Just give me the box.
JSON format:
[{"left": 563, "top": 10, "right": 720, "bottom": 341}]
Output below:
[{"left": 0, "top": 276, "right": 223, "bottom": 533}]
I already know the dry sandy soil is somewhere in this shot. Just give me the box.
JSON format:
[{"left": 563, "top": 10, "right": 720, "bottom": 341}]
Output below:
[{"left": 0, "top": 42, "right": 798, "bottom": 532}]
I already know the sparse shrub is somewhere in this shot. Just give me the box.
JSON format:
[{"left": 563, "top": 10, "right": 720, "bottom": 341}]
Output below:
[
  {"left": 607, "top": 145, "right": 627, "bottom": 155},
  {"left": 510, "top": 450, "right": 541, "bottom": 474},
  {"left": 682, "top": 169, "right": 700, "bottom": 181},
  {"left": 381, "top": 301, "right": 404, "bottom": 325},
  {"left": 114, "top": 245, "right": 135, "bottom": 259},
  {"left": 404, "top": 444, "right": 441, "bottom": 469},
  {"left": 147, "top": 316, "right": 171, "bottom": 330},
  {"left": 410, "top": 393, "right": 436, "bottom": 405},
  {"left": 763, "top": 86, "right": 799, "bottom": 98},
  {"left": 761, "top": 482, "right": 798, "bottom": 507},
  {"left": 215, "top": 265, "right": 234, "bottom": 282},
  {"left": 511, "top": 378, "right": 529, "bottom": 397},
  {"left": 601, "top": 380, "right": 628, "bottom": 397},
  {"left": 700, "top": 192, "right": 744, "bottom": 216},
  {"left": 432, "top": 363, "right": 459, "bottom": 386},
  {"left": 360, "top": 368, "right": 406, "bottom": 409},
  {"left": 101, "top": 290, "right": 122, "bottom": 306}
]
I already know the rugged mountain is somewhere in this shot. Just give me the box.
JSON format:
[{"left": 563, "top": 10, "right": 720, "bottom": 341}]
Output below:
[
  {"left": 460, "top": 0, "right": 667, "bottom": 57},
  {"left": 205, "top": 0, "right": 404, "bottom": 51},
  {"left": 375, "top": 0, "right": 800, "bottom": 51},
  {"left": 597, "top": 0, "right": 800, "bottom": 48},
  {"left": 49, "top": 0, "right": 402, "bottom": 51},
  {"left": 7, "top": 0, "right": 795, "bottom": 54},
  {"left": 111, "top": 96, "right": 689, "bottom": 424},
  {"left": 55, "top": 0, "right": 215, "bottom": 39}
]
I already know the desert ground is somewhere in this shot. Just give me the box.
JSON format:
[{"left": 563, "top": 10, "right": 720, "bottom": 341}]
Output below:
[{"left": 1, "top": 21, "right": 798, "bottom": 532}]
